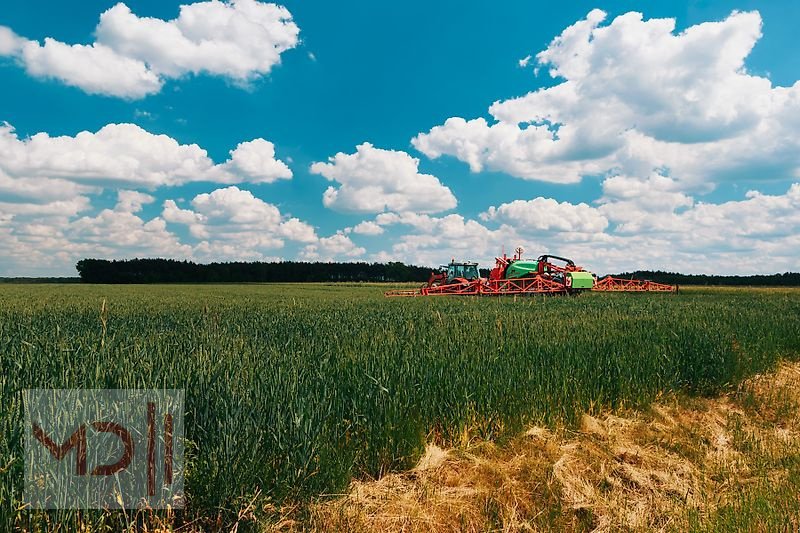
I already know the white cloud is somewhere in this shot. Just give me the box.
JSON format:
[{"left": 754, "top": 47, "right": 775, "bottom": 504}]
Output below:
[
  {"left": 2, "top": 183, "right": 799, "bottom": 276},
  {"left": 597, "top": 174, "right": 694, "bottom": 233},
  {"left": 0, "top": 197, "right": 89, "bottom": 218},
  {"left": 412, "top": 116, "right": 605, "bottom": 183},
  {"left": 481, "top": 197, "right": 609, "bottom": 233},
  {"left": 0, "top": 26, "right": 25, "bottom": 55},
  {"left": 369, "top": 212, "right": 518, "bottom": 267},
  {"left": 0, "top": 120, "right": 294, "bottom": 268},
  {"left": 534, "top": 8, "right": 607, "bottom": 81},
  {"left": 191, "top": 186, "right": 283, "bottom": 226},
  {"left": 351, "top": 220, "right": 384, "bottom": 235},
  {"left": 400, "top": 9, "right": 800, "bottom": 274},
  {"left": 476, "top": 183, "right": 800, "bottom": 274},
  {"left": 162, "top": 199, "right": 205, "bottom": 234},
  {"left": 3, "top": 8, "right": 800, "bottom": 277},
  {"left": 413, "top": 10, "right": 800, "bottom": 191},
  {"left": 20, "top": 38, "right": 163, "bottom": 99},
  {"left": 115, "top": 190, "right": 155, "bottom": 213},
  {"left": 192, "top": 241, "right": 281, "bottom": 262},
  {"left": 0, "top": 202, "right": 191, "bottom": 276},
  {"left": 0, "top": 169, "right": 86, "bottom": 204},
  {"left": 0, "top": 0, "right": 300, "bottom": 98},
  {"left": 0, "top": 184, "right": 324, "bottom": 274},
  {"left": 310, "top": 142, "right": 457, "bottom": 213},
  {"left": 164, "top": 186, "right": 317, "bottom": 249},
  {"left": 97, "top": 1, "right": 298, "bottom": 80},
  {"left": 0, "top": 122, "right": 292, "bottom": 196},
  {"left": 69, "top": 209, "right": 190, "bottom": 257},
  {"left": 603, "top": 182, "right": 800, "bottom": 241},
  {"left": 279, "top": 217, "right": 318, "bottom": 243},
  {"left": 0, "top": 122, "right": 208, "bottom": 189},
  {"left": 301, "top": 232, "right": 365, "bottom": 261},
  {"left": 221, "top": 138, "right": 292, "bottom": 183},
  {"left": 364, "top": 178, "right": 800, "bottom": 276}
]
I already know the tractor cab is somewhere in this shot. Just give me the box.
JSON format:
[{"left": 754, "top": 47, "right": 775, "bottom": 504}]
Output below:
[{"left": 444, "top": 260, "right": 480, "bottom": 283}]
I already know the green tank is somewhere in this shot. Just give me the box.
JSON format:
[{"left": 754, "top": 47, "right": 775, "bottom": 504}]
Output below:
[
  {"left": 567, "top": 271, "right": 595, "bottom": 289},
  {"left": 506, "top": 261, "right": 539, "bottom": 279}
]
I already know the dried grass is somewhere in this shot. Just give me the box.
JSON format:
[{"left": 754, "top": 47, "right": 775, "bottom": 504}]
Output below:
[{"left": 293, "top": 362, "right": 800, "bottom": 532}]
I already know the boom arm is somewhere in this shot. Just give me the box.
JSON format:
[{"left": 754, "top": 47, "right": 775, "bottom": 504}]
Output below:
[{"left": 537, "top": 255, "right": 576, "bottom": 268}]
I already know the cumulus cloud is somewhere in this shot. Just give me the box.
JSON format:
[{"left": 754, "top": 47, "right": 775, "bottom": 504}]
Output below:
[
  {"left": 0, "top": 120, "right": 298, "bottom": 272},
  {"left": 366, "top": 207, "right": 609, "bottom": 271},
  {"left": 597, "top": 174, "right": 694, "bottom": 233},
  {"left": 19, "top": 38, "right": 163, "bottom": 99},
  {"left": 413, "top": 9, "right": 800, "bottom": 190},
  {"left": 493, "top": 184, "right": 800, "bottom": 273},
  {"left": 0, "top": 122, "right": 292, "bottom": 198},
  {"left": 115, "top": 190, "right": 156, "bottom": 213},
  {"left": 0, "top": 170, "right": 86, "bottom": 205},
  {"left": 301, "top": 232, "right": 365, "bottom": 261},
  {"left": 0, "top": 196, "right": 90, "bottom": 218},
  {"left": 163, "top": 186, "right": 317, "bottom": 252},
  {"left": 369, "top": 212, "right": 519, "bottom": 267},
  {"left": 279, "top": 217, "right": 318, "bottom": 243},
  {"left": 0, "top": 0, "right": 300, "bottom": 98},
  {"left": 2, "top": 183, "right": 799, "bottom": 275},
  {"left": 603, "top": 182, "right": 800, "bottom": 242},
  {"left": 221, "top": 139, "right": 292, "bottom": 183},
  {"left": 0, "top": 184, "right": 322, "bottom": 274},
  {"left": 413, "top": 116, "right": 607, "bottom": 183},
  {"left": 3, "top": 8, "right": 800, "bottom": 276},
  {"left": 396, "top": 9, "right": 800, "bottom": 274},
  {"left": 69, "top": 209, "right": 190, "bottom": 257},
  {"left": 481, "top": 197, "right": 609, "bottom": 233},
  {"left": 0, "top": 198, "right": 192, "bottom": 276},
  {"left": 358, "top": 175, "right": 800, "bottom": 275},
  {"left": 350, "top": 220, "right": 384, "bottom": 235},
  {"left": 0, "top": 26, "right": 25, "bottom": 55},
  {"left": 310, "top": 142, "right": 457, "bottom": 214}
]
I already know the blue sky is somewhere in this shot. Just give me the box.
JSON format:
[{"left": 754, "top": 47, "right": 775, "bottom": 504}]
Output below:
[{"left": 1, "top": 0, "right": 799, "bottom": 275}]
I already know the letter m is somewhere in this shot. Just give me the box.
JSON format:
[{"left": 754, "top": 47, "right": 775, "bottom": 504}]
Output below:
[{"left": 32, "top": 422, "right": 87, "bottom": 476}]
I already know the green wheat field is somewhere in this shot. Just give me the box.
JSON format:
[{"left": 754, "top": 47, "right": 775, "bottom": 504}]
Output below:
[{"left": 2, "top": 283, "right": 800, "bottom": 530}]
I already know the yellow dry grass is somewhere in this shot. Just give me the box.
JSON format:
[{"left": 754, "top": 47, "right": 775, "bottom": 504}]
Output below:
[{"left": 293, "top": 362, "right": 800, "bottom": 532}]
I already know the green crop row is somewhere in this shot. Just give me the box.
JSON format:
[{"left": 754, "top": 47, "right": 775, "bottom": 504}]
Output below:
[{"left": 1, "top": 284, "right": 799, "bottom": 530}]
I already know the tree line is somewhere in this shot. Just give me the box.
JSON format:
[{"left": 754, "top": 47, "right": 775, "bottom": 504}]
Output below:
[
  {"left": 75, "top": 258, "right": 433, "bottom": 283},
  {"left": 72, "top": 258, "right": 800, "bottom": 285},
  {"left": 608, "top": 270, "right": 800, "bottom": 287}
]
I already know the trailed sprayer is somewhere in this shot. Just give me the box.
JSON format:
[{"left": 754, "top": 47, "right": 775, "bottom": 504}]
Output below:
[{"left": 385, "top": 247, "right": 676, "bottom": 297}]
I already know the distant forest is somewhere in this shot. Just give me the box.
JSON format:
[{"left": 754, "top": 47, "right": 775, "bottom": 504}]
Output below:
[
  {"left": 608, "top": 270, "right": 800, "bottom": 287},
  {"left": 75, "top": 258, "right": 433, "bottom": 283},
  {"left": 69, "top": 258, "right": 800, "bottom": 286}
]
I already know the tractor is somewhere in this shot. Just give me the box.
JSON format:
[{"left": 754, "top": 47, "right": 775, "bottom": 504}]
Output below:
[
  {"left": 427, "top": 260, "right": 481, "bottom": 287},
  {"left": 385, "top": 247, "right": 675, "bottom": 297}
]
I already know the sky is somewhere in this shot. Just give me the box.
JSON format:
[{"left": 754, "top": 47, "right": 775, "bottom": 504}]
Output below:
[{"left": 1, "top": 0, "right": 799, "bottom": 276}]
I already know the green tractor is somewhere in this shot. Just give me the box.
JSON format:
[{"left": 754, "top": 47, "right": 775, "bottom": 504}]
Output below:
[{"left": 427, "top": 260, "right": 480, "bottom": 287}]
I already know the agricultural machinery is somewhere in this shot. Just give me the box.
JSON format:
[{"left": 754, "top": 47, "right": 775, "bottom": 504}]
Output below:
[{"left": 385, "top": 248, "right": 676, "bottom": 297}]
